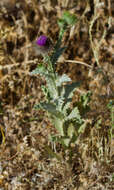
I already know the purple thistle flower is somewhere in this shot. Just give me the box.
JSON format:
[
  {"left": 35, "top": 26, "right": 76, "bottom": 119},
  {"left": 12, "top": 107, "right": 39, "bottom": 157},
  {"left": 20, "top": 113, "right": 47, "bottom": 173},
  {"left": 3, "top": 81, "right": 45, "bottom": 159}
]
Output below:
[
  {"left": 36, "top": 35, "right": 48, "bottom": 46},
  {"left": 32, "top": 35, "right": 53, "bottom": 56}
]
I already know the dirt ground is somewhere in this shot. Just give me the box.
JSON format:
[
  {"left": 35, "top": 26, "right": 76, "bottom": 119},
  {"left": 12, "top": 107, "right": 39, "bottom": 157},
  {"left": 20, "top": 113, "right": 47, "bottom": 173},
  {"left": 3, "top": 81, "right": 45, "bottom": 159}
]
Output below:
[{"left": 0, "top": 0, "right": 114, "bottom": 189}]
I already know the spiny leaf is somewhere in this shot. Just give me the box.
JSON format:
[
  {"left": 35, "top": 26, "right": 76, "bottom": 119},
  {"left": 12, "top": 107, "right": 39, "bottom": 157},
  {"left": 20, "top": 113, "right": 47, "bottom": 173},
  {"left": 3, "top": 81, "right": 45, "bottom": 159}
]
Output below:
[
  {"left": 30, "top": 65, "right": 53, "bottom": 80},
  {"left": 80, "top": 91, "right": 92, "bottom": 108},
  {"left": 31, "top": 64, "right": 54, "bottom": 81},
  {"left": 78, "top": 122, "right": 87, "bottom": 134},
  {"left": 41, "top": 85, "right": 51, "bottom": 100},
  {"left": 46, "top": 77, "right": 58, "bottom": 99},
  {"left": 53, "top": 117, "right": 64, "bottom": 136},
  {"left": 64, "top": 81, "right": 81, "bottom": 99},
  {"left": 58, "top": 137, "right": 71, "bottom": 147},
  {"left": 53, "top": 97, "right": 64, "bottom": 111},
  {"left": 66, "top": 107, "right": 82, "bottom": 124},
  {"left": 56, "top": 74, "right": 71, "bottom": 87},
  {"left": 62, "top": 98, "right": 72, "bottom": 115},
  {"left": 58, "top": 18, "right": 67, "bottom": 28},
  {"left": 35, "top": 102, "right": 64, "bottom": 119},
  {"left": 30, "top": 64, "right": 47, "bottom": 75},
  {"left": 58, "top": 86, "right": 64, "bottom": 97}
]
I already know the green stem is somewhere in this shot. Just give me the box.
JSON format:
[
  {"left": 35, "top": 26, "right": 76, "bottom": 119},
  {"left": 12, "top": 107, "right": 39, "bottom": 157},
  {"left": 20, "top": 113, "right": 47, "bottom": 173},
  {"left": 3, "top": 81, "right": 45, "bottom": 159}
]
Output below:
[
  {"left": 55, "top": 27, "right": 66, "bottom": 50},
  {"left": 44, "top": 55, "right": 58, "bottom": 99},
  {"left": 43, "top": 26, "right": 67, "bottom": 100}
]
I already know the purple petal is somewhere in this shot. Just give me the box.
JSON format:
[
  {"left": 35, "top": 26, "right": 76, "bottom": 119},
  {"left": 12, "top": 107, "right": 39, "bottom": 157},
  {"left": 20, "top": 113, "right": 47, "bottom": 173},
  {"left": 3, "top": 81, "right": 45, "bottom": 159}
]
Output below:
[{"left": 36, "top": 35, "right": 47, "bottom": 46}]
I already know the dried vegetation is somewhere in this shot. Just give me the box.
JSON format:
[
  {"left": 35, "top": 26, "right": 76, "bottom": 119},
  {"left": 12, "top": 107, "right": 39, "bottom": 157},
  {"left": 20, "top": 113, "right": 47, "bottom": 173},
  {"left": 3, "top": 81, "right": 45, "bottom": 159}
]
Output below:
[{"left": 0, "top": 0, "right": 114, "bottom": 189}]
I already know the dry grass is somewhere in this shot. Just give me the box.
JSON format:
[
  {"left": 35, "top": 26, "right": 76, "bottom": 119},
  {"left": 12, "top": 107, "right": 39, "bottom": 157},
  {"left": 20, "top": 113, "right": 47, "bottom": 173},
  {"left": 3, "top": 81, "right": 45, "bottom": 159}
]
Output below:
[{"left": 0, "top": 0, "right": 114, "bottom": 189}]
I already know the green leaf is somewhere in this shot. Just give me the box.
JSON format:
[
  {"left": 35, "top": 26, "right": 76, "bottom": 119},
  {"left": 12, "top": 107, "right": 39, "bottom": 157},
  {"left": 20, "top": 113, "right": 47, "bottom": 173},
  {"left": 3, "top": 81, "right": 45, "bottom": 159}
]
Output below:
[
  {"left": 41, "top": 85, "right": 52, "bottom": 100},
  {"left": 31, "top": 64, "right": 47, "bottom": 75},
  {"left": 64, "top": 81, "right": 81, "bottom": 99},
  {"left": 62, "top": 11, "right": 77, "bottom": 26},
  {"left": 31, "top": 64, "right": 58, "bottom": 99},
  {"left": 58, "top": 86, "right": 65, "bottom": 97},
  {"left": 31, "top": 64, "right": 54, "bottom": 81},
  {"left": 80, "top": 91, "right": 92, "bottom": 108},
  {"left": 41, "top": 85, "right": 48, "bottom": 96},
  {"left": 49, "top": 134, "right": 59, "bottom": 143},
  {"left": 53, "top": 97, "right": 64, "bottom": 111},
  {"left": 58, "top": 18, "right": 67, "bottom": 28},
  {"left": 62, "top": 98, "right": 72, "bottom": 115},
  {"left": 31, "top": 66, "right": 58, "bottom": 99},
  {"left": 53, "top": 117, "right": 64, "bottom": 136},
  {"left": 78, "top": 122, "right": 87, "bottom": 134},
  {"left": 56, "top": 74, "right": 71, "bottom": 87},
  {"left": 35, "top": 102, "right": 64, "bottom": 119},
  {"left": 66, "top": 107, "right": 82, "bottom": 124},
  {"left": 58, "top": 137, "right": 70, "bottom": 147},
  {"left": 46, "top": 77, "right": 58, "bottom": 99}
]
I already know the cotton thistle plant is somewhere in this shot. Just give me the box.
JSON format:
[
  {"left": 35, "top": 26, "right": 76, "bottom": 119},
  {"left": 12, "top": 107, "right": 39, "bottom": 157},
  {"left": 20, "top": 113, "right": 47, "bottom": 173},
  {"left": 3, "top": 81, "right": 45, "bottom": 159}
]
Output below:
[{"left": 31, "top": 12, "right": 91, "bottom": 148}]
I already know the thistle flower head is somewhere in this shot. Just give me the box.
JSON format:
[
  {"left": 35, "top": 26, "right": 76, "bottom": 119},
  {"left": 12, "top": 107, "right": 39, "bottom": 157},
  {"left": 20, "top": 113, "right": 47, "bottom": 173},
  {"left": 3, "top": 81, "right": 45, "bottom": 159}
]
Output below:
[
  {"left": 32, "top": 35, "right": 53, "bottom": 56},
  {"left": 36, "top": 35, "right": 48, "bottom": 46}
]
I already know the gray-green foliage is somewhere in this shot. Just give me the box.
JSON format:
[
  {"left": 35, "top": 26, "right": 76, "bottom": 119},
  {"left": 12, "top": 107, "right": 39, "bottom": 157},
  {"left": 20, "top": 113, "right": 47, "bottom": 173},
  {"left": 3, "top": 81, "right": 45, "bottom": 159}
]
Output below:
[{"left": 31, "top": 12, "right": 90, "bottom": 147}]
